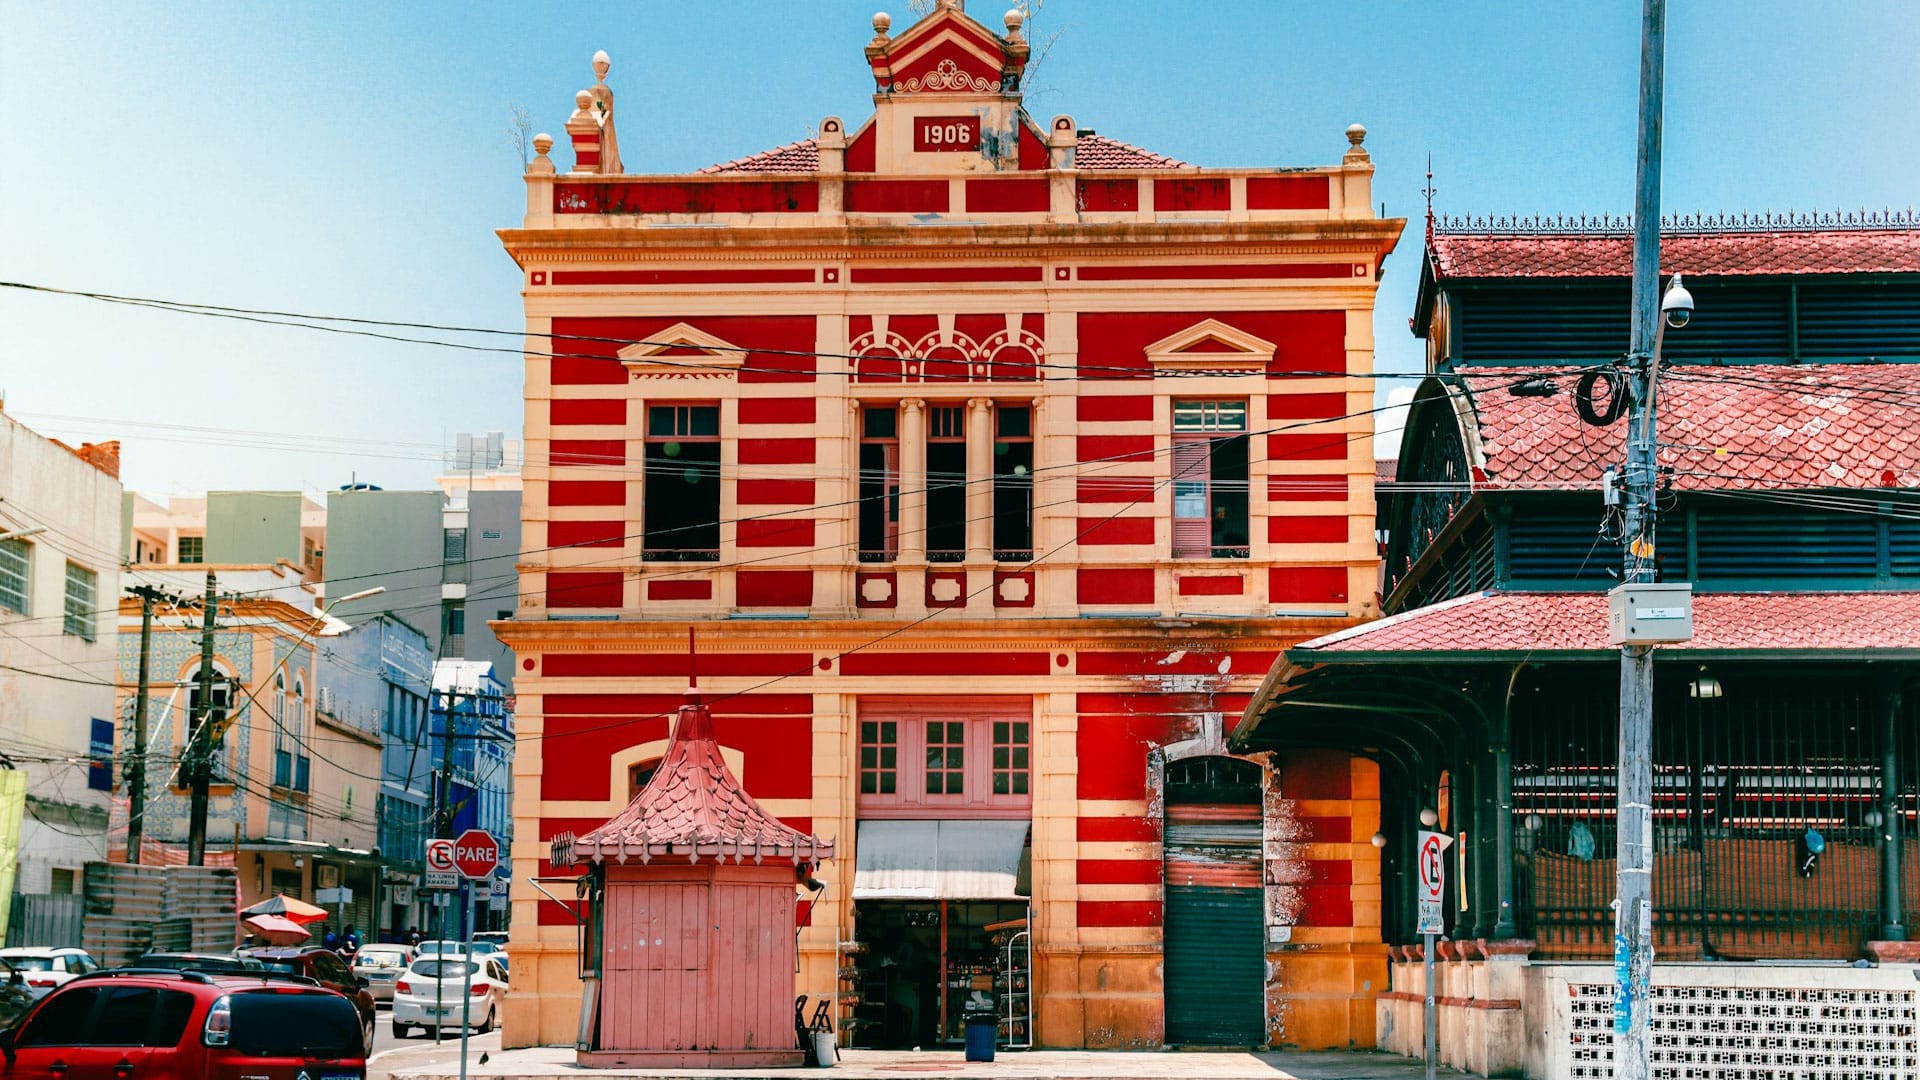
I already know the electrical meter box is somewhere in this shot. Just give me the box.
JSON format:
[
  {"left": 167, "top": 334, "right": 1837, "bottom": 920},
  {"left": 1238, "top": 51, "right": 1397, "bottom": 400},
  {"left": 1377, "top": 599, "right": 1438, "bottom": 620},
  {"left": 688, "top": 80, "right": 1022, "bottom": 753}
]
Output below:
[{"left": 1607, "top": 582, "right": 1694, "bottom": 645}]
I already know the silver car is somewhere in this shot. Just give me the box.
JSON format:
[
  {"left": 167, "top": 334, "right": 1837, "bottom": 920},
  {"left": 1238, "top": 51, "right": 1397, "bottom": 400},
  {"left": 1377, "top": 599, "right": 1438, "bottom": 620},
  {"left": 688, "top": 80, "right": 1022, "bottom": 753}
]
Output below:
[{"left": 350, "top": 943, "right": 415, "bottom": 1002}]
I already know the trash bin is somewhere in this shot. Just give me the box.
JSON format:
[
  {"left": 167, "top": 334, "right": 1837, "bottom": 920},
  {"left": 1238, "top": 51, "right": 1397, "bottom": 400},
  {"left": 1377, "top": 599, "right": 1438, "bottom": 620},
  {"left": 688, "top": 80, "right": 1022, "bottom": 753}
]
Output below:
[
  {"left": 964, "top": 1020, "right": 996, "bottom": 1062},
  {"left": 809, "top": 1030, "right": 837, "bottom": 1067}
]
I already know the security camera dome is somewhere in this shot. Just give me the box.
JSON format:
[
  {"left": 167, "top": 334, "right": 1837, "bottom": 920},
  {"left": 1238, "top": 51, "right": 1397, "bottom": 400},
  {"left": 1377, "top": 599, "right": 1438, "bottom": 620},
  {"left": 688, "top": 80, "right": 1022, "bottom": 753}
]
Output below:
[{"left": 1661, "top": 274, "right": 1694, "bottom": 329}]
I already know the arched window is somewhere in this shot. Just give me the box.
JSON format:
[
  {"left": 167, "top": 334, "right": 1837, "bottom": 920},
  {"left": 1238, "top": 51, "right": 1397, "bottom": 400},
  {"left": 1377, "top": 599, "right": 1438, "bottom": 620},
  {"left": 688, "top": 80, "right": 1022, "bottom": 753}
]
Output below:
[{"left": 1164, "top": 755, "right": 1262, "bottom": 805}]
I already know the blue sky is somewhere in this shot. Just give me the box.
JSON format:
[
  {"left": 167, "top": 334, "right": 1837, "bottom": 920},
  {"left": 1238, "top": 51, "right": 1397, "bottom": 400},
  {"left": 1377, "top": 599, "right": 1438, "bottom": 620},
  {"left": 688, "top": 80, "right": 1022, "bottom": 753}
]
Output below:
[{"left": 3, "top": 1, "right": 1915, "bottom": 493}]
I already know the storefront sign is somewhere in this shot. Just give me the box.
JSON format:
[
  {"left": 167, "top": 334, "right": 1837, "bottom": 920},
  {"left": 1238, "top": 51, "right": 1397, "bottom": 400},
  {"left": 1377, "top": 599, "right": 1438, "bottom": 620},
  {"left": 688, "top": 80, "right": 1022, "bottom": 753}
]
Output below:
[{"left": 88, "top": 719, "right": 114, "bottom": 791}]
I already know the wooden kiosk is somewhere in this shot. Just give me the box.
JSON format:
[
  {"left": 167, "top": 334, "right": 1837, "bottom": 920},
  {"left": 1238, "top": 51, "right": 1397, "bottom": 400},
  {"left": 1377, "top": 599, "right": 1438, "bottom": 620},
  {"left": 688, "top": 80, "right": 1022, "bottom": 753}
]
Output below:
[{"left": 551, "top": 686, "right": 833, "bottom": 1068}]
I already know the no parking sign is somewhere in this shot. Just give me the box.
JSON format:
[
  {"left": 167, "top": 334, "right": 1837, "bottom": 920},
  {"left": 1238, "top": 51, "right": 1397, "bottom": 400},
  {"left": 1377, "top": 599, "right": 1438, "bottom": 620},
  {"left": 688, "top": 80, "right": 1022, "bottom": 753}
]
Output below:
[{"left": 1416, "top": 830, "right": 1450, "bottom": 935}]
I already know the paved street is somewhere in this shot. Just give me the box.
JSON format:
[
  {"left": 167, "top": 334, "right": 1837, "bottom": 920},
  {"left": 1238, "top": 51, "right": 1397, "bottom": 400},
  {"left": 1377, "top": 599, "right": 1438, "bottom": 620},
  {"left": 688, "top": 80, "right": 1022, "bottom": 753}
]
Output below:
[{"left": 369, "top": 1008, "right": 502, "bottom": 1080}]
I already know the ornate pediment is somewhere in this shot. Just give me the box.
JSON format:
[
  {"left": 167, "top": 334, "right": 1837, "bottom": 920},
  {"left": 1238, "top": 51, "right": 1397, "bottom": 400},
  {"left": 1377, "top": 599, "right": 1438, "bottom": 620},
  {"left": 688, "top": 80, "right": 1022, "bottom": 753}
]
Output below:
[
  {"left": 617, "top": 323, "right": 745, "bottom": 378},
  {"left": 867, "top": 1, "right": 1028, "bottom": 95},
  {"left": 1144, "top": 319, "right": 1278, "bottom": 371}
]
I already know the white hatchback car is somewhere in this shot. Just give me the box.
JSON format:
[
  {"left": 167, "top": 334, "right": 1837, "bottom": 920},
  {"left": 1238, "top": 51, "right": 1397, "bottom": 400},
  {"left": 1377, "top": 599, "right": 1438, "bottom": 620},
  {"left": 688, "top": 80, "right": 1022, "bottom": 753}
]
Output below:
[
  {"left": 0, "top": 947, "right": 99, "bottom": 998},
  {"left": 391, "top": 954, "right": 508, "bottom": 1038}
]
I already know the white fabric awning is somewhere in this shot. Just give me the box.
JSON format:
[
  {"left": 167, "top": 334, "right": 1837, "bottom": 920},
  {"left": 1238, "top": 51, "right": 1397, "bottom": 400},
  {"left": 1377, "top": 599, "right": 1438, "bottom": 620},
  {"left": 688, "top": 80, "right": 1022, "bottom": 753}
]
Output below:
[{"left": 853, "top": 820, "right": 1031, "bottom": 900}]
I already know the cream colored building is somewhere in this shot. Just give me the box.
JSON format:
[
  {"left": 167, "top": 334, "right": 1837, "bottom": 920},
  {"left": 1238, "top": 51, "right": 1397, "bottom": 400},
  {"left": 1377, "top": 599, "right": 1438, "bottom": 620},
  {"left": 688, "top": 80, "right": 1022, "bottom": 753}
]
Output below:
[{"left": 0, "top": 408, "right": 123, "bottom": 911}]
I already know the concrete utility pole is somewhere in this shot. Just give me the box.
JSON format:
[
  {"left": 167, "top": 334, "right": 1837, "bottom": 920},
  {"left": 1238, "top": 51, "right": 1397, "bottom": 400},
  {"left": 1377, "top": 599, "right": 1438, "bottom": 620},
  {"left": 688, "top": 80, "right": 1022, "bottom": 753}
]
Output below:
[
  {"left": 123, "top": 585, "right": 167, "bottom": 863},
  {"left": 186, "top": 570, "right": 219, "bottom": 866},
  {"left": 1614, "top": 1, "right": 1667, "bottom": 1076}
]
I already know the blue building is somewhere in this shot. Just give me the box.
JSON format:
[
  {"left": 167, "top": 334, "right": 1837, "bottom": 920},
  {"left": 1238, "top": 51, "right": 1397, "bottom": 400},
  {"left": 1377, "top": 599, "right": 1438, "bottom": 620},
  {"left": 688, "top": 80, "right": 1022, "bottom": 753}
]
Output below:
[
  {"left": 431, "top": 660, "right": 513, "bottom": 931},
  {"left": 318, "top": 613, "right": 433, "bottom": 939}
]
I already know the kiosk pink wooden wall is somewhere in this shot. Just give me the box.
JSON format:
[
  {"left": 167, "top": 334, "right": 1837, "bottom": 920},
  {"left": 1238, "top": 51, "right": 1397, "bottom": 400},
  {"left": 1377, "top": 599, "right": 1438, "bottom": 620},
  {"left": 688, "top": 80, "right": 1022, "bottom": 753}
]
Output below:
[{"left": 552, "top": 689, "right": 833, "bottom": 1068}]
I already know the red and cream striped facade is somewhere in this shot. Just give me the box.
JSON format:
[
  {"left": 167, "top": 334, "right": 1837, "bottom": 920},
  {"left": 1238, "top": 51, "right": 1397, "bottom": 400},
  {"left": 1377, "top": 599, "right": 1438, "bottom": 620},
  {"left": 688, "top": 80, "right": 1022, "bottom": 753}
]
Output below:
[{"left": 498, "top": 2, "right": 1403, "bottom": 1051}]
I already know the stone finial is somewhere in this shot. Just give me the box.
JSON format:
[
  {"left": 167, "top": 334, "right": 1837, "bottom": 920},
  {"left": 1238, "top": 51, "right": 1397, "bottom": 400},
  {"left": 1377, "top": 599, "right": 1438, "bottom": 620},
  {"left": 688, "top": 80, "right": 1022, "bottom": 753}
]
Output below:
[
  {"left": 592, "top": 49, "right": 611, "bottom": 82},
  {"left": 1345, "top": 122, "right": 1370, "bottom": 164},
  {"left": 574, "top": 89, "right": 594, "bottom": 115},
  {"left": 1004, "top": 7, "right": 1024, "bottom": 39},
  {"left": 529, "top": 132, "right": 555, "bottom": 176},
  {"left": 935, "top": 0, "right": 963, "bottom": 10},
  {"left": 872, "top": 11, "right": 891, "bottom": 38}
]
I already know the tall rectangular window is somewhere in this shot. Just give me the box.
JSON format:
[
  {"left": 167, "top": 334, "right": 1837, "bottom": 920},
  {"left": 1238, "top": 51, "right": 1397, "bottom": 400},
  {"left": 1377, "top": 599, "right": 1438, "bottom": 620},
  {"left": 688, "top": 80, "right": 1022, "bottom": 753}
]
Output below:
[
  {"left": 924, "top": 720, "right": 966, "bottom": 794},
  {"left": 993, "top": 406, "right": 1033, "bottom": 561},
  {"left": 1172, "top": 400, "right": 1250, "bottom": 559},
  {"left": 439, "top": 604, "right": 467, "bottom": 661},
  {"left": 859, "top": 720, "right": 898, "bottom": 795},
  {"left": 926, "top": 406, "right": 967, "bottom": 561},
  {"left": 859, "top": 406, "right": 900, "bottom": 562},
  {"left": 0, "top": 538, "right": 29, "bottom": 614},
  {"left": 992, "top": 719, "right": 1030, "bottom": 796},
  {"left": 63, "top": 563, "right": 96, "bottom": 641},
  {"left": 443, "top": 527, "right": 468, "bottom": 561},
  {"left": 643, "top": 404, "right": 720, "bottom": 561},
  {"left": 177, "top": 536, "right": 204, "bottom": 564}
]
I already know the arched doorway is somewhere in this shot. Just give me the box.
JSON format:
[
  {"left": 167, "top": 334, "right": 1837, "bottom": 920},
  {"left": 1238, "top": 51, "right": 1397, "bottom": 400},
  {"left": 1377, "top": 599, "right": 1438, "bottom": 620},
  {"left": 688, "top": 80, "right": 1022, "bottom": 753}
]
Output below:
[{"left": 1162, "top": 755, "right": 1265, "bottom": 1046}]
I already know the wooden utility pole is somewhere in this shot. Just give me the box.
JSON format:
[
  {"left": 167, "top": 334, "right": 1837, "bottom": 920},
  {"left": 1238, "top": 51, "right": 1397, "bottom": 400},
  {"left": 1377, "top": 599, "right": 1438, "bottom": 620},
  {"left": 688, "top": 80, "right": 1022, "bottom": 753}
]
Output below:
[
  {"left": 123, "top": 585, "right": 167, "bottom": 863},
  {"left": 186, "top": 570, "right": 218, "bottom": 866}
]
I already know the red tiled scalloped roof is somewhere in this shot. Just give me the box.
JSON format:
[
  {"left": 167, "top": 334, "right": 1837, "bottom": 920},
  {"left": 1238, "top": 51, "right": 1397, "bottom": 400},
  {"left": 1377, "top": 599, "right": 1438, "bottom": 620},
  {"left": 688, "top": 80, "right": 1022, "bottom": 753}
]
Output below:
[
  {"left": 552, "top": 693, "right": 832, "bottom": 867},
  {"left": 1453, "top": 363, "right": 1920, "bottom": 491},
  {"left": 1297, "top": 590, "right": 1920, "bottom": 656},
  {"left": 700, "top": 139, "right": 820, "bottom": 174},
  {"left": 1072, "top": 133, "right": 1187, "bottom": 170},
  {"left": 1430, "top": 229, "right": 1920, "bottom": 279},
  {"left": 698, "top": 132, "right": 1186, "bottom": 174}
]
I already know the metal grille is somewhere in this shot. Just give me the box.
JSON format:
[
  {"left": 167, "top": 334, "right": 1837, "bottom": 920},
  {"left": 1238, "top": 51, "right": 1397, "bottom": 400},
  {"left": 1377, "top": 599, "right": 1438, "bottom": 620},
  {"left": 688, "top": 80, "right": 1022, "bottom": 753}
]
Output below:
[
  {"left": 1565, "top": 981, "right": 1920, "bottom": 1079},
  {"left": 63, "top": 561, "right": 96, "bottom": 640},
  {"left": 0, "top": 538, "right": 28, "bottom": 614},
  {"left": 1513, "top": 674, "right": 1885, "bottom": 961}
]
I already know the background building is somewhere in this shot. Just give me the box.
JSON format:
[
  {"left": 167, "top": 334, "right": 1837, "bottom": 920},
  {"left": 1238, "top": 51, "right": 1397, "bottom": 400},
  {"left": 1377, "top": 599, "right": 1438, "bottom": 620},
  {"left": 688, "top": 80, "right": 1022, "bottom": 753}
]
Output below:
[
  {"left": 126, "top": 433, "right": 522, "bottom": 685},
  {"left": 431, "top": 659, "right": 513, "bottom": 933},
  {"left": 500, "top": 2, "right": 1400, "bottom": 1052},
  {"left": 112, "top": 579, "right": 384, "bottom": 935},
  {"left": 318, "top": 612, "right": 434, "bottom": 938},
  {"left": 0, "top": 408, "right": 122, "bottom": 935}
]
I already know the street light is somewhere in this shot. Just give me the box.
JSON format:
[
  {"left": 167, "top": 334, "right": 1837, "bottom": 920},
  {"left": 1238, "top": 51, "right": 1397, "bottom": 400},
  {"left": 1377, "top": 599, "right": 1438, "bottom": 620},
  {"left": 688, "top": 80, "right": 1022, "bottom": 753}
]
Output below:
[
  {"left": 328, "top": 586, "right": 388, "bottom": 608},
  {"left": 0, "top": 526, "right": 48, "bottom": 543}
]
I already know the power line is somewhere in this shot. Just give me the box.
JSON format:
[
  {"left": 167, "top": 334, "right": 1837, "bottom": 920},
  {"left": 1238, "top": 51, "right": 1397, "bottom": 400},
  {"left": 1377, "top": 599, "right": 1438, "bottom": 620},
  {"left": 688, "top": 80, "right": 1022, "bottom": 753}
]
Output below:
[
  {"left": 1, "top": 279, "right": 1482, "bottom": 383},
  {"left": 0, "top": 391, "right": 1430, "bottom": 640}
]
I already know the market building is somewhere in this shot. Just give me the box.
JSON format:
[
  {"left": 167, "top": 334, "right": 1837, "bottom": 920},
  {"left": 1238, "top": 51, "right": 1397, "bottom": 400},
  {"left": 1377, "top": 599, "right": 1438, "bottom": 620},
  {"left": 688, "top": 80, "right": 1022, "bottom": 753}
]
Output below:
[
  {"left": 498, "top": 0, "right": 1402, "bottom": 1052},
  {"left": 1237, "top": 215, "right": 1920, "bottom": 1078}
]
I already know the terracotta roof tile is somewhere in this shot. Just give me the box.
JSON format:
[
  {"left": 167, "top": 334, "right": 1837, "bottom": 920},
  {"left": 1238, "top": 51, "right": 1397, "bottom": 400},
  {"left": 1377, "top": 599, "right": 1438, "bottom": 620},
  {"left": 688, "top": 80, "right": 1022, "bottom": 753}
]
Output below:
[
  {"left": 1430, "top": 229, "right": 1920, "bottom": 279},
  {"left": 1453, "top": 362, "right": 1920, "bottom": 491},
  {"left": 1071, "top": 133, "right": 1187, "bottom": 170},
  {"left": 699, "top": 139, "right": 819, "bottom": 174},
  {"left": 1298, "top": 590, "right": 1920, "bottom": 656},
  {"left": 552, "top": 693, "right": 832, "bottom": 867},
  {"left": 698, "top": 132, "right": 1186, "bottom": 174}
]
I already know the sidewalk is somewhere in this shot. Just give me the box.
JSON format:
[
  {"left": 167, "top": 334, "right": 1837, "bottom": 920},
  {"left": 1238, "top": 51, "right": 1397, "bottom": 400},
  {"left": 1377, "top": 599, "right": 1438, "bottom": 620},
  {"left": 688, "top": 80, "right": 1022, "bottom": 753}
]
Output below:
[{"left": 392, "top": 1046, "right": 1486, "bottom": 1080}]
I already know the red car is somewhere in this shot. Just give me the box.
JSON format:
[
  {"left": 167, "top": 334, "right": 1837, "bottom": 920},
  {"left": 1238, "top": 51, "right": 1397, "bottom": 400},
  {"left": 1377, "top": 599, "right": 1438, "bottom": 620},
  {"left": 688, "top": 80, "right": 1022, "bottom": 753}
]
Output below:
[
  {"left": 0, "top": 968, "right": 366, "bottom": 1080},
  {"left": 234, "top": 948, "right": 377, "bottom": 1051}
]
